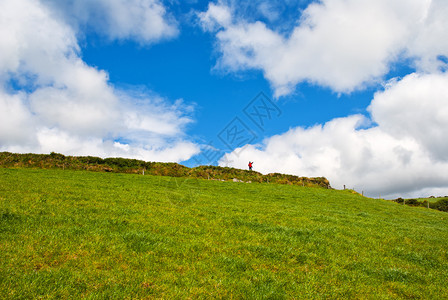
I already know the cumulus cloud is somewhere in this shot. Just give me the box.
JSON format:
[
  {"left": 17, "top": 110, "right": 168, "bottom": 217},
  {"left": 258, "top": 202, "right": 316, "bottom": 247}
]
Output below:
[
  {"left": 370, "top": 73, "right": 448, "bottom": 161},
  {"left": 0, "top": 0, "right": 199, "bottom": 162},
  {"left": 200, "top": 0, "right": 448, "bottom": 96},
  {"left": 43, "top": 0, "right": 178, "bottom": 44},
  {"left": 220, "top": 72, "right": 448, "bottom": 198},
  {"left": 0, "top": 91, "right": 35, "bottom": 146}
]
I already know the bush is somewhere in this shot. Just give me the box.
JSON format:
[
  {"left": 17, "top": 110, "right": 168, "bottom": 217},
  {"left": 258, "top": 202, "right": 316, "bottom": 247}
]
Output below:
[
  {"left": 50, "top": 152, "right": 65, "bottom": 160},
  {"left": 78, "top": 156, "right": 104, "bottom": 165},
  {"left": 406, "top": 199, "right": 420, "bottom": 206},
  {"left": 394, "top": 198, "right": 404, "bottom": 204},
  {"left": 431, "top": 199, "right": 448, "bottom": 212}
]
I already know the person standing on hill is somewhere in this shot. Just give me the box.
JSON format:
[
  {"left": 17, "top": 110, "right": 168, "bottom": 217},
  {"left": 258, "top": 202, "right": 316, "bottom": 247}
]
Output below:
[{"left": 248, "top": 161, "right": 253, "bottom": 171}]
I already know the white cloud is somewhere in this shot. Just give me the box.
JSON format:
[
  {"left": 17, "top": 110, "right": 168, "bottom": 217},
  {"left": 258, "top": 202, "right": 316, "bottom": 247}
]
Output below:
[
  {"left": 256, "top": 2, "right": 281, "bottom": 23},
  {"left": 198, "top": 3, "right": 232, "bottom": 31},
  {"left": 0, "top": 91, "right": 35, "bottom": 146},
  {"left": 369, "top": 72, "right": 448, "bottom": 161},
  {"left": 220, "top": 72, "right": 448, "bottom": 198},
  {"left": 0, "top": 0, "right": 199, "bottom": 162},
  {"left": 200, "top": 0, "right": 448, "bottom": 96},
  {"left": 407, "top": 0, "right": 448, "bottom": 72},
  {"left": 34, "top": 128, "right": 198, "bottom": 163},
  {"left": 43, "top": 0, "right": 178, "bottom": 44}
]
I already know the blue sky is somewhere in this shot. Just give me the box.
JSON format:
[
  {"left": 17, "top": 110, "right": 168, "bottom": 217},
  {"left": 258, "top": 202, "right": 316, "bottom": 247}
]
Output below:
[
  {"left": 80, "top": 1, "right": 377, "bottom": 164},
  {"left": 1, "top": 0, "right": 448, "bottom": 198}
]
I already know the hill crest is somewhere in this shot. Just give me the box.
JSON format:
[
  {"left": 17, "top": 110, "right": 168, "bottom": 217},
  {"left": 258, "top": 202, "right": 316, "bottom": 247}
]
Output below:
[{"left": 0, "top": 152, "right": 331, "bottom": 189}]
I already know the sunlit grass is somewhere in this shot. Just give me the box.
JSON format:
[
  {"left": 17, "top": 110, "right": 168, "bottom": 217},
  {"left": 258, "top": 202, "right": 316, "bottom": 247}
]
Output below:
[{"left": 1, "top": 168, "right": 447, "bottom": 298}]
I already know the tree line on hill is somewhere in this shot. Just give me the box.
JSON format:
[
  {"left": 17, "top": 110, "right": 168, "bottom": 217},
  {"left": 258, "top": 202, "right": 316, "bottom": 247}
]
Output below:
[{"left": 0, "top": 152, "right": 331, "bottom": 189}]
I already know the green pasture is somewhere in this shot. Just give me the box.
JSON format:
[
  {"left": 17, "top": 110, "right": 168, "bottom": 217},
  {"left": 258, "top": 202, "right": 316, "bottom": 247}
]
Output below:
[
  {"left": 415, "top": 197, "right": 447, "bottom": 203},
  {"left": 0, "top": 168, "right": 447, "bottom": 298}
]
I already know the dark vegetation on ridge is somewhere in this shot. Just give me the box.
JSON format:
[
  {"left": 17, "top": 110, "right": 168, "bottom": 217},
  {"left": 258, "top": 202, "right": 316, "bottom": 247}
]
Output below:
[
  {"left": 0, "top": 152, "right": 330, "bottom": 188},
  {"left": 393, "top": 197, "right": 448, "bottom": 212}
]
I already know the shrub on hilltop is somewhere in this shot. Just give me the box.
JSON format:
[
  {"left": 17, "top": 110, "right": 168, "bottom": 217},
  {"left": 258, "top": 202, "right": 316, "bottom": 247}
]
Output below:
[{"left": 431, "top": 198, "right": 448, "bottom": 212}]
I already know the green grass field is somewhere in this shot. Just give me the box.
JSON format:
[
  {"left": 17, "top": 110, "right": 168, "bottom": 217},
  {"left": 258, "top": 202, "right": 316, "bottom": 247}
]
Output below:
[
  {"left": 1, "top": 168, "right": 447, "bottom": 299},
  {"left": 414, "top": 197, "right": 447, "bottom": 203}
]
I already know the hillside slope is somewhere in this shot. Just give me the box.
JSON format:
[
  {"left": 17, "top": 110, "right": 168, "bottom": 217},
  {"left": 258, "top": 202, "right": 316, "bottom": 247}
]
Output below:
[
  {"left": 0, "top": 152, "right": 330, "bottom": 188},
  {"left": 1, "top": 168, "right": 447, "bottom": 298}
]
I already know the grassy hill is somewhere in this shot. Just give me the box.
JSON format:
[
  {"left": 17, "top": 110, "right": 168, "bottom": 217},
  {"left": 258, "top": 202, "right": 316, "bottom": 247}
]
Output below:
[
  {"left": 0, "top": 152, "right": 330, "bottom": 188},
  {"left": 1, "top": 168, "right": 448, "bottom": 298}
]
